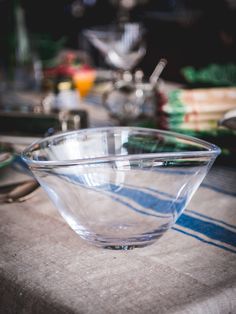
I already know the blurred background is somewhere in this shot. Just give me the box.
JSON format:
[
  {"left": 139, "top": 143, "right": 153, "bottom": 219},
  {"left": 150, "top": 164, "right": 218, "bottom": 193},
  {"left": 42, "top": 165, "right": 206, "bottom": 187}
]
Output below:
[
  {"left": 1, "top": 0, "right": 236, "bottom": 80},
  {"left": 0, "top": 0, "right": 236, "bottom": 164}
]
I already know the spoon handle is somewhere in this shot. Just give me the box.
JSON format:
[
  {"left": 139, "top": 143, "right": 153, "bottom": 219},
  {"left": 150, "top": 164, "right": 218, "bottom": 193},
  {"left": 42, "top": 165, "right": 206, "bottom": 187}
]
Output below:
[{"left": 150, "top": 58, "right": 167, "bottom": 86}]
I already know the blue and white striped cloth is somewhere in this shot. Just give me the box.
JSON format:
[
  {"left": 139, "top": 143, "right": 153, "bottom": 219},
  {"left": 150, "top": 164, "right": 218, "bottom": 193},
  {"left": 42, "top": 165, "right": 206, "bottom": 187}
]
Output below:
[
  {"left": 175, "top": 166, "right": 236, "bottom": 254},
  {"left": 59, "top": 164, "right": 236, "bottom": 254}
]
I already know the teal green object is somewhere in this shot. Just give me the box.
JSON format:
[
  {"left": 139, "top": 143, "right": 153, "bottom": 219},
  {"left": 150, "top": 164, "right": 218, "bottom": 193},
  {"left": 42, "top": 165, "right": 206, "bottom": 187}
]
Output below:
[
  {"left": 182, "top": 64, "right": 236, "bottom": 86},
  {"left": 0, "top": 154, "right": 14, "bottom": 170},
  {"left": 32, "top": 34, "right": 66, "bottom": 67}
]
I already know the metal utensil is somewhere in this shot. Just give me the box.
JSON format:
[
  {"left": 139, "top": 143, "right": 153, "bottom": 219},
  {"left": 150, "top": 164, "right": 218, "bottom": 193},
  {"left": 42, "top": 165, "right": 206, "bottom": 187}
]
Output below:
[
  {"left": 149, "top": 58, "right": 167, "bottom": 86},
  {"left": 0, "top": 180, "right": 39, "bottom": 203},
  {"left": 219, "top": 109, "right": 236, "bottom": 130},
  {"left": 0, "top": 152, "right": 11, "bottom": 163}
]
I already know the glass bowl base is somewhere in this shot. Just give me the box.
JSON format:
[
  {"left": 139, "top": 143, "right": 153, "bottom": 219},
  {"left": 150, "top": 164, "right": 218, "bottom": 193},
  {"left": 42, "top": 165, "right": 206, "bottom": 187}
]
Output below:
[{"left": 79, "top": 232, "right": 165, "bottom": 250}]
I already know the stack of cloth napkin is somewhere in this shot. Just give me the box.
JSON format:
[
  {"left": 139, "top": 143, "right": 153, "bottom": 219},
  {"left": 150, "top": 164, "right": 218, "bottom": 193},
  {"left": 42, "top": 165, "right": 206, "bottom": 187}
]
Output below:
[{"left": 157, "top": 87, "right": 236, "bottom": 163}]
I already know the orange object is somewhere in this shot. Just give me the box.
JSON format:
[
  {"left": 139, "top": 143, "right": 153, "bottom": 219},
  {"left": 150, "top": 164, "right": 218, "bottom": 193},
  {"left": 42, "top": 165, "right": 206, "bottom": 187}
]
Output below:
[{"left": 73, "top": 69, "right": 96, "bottom": 98}]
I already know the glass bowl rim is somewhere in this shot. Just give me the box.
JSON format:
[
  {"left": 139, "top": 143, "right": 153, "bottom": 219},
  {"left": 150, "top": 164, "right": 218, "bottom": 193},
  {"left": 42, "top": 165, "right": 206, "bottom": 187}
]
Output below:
[{"left": 21, "top": 127, "right": 221, "bottom": 168}]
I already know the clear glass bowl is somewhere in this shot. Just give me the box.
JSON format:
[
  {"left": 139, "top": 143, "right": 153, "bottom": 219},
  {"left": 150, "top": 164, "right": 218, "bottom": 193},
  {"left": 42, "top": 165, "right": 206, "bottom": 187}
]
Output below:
[{"left": 22, "top": 127, "right": 220, "bottom": 250}]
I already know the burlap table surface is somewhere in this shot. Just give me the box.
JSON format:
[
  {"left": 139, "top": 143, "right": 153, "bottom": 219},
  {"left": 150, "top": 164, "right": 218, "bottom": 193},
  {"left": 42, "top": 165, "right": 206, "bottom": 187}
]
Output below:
[{"left": 0, "top": 164, "right": 236, "bottom": 314}]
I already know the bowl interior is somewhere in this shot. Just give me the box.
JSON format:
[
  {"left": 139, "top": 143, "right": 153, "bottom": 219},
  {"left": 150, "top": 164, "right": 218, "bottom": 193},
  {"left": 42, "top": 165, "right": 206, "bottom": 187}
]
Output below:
[
  {"left": 22, "top": 127, "right": 220, "bottom": 249},
  {"left": 23, "top": 127, "right": 219, "bottom": 165}
]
